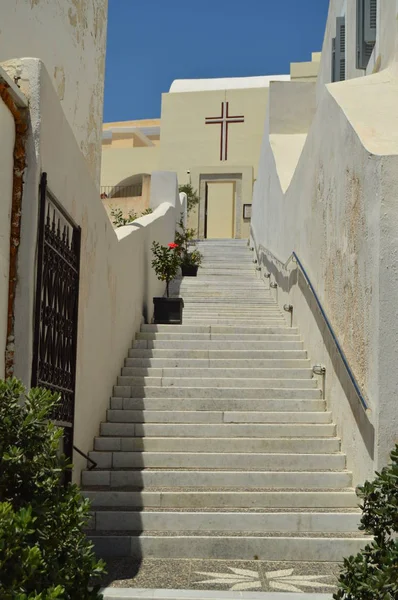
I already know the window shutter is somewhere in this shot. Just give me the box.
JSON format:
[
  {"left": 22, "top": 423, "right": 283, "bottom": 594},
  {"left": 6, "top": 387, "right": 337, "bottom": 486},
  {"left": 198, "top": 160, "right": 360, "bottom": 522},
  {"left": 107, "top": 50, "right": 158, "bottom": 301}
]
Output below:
[
  {"left": 357, "top": 0, "right": 376, "bottom": 69},
  {"left": 331, "top": 37, "right": 336, "bottom": 82},
  {"left": 364, "top": 0, "right": 377, "bottom": 44},
  {"left": 335, "top": 16, "right": 346, "bottom": 81}
]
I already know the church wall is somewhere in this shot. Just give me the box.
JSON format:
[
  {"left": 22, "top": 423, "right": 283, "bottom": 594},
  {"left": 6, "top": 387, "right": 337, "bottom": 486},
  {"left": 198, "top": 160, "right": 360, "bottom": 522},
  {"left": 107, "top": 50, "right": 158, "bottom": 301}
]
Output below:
[
  {"left": 159, "top": 87, "right": 268, "bottom": 185},
  {"left": 0, "top": 0, "right": 108, "bottom": 184},
  {"left": 13, "top": 59, "right": 179, "bottom": 480},
  {"left": 251, "top": 1, "right": 398, "bottom": 482},
  {"left": 0, "top": 90, "right": 16, "bottom": 380},
  {"left": 159, "top": 87, "right": 269, "bottom": 238}
]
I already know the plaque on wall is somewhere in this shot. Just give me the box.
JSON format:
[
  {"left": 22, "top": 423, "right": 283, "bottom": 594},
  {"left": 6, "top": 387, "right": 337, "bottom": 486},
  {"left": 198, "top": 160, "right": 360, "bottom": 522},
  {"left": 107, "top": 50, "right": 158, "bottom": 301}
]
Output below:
[{"left": 243, "top": 204, "right": 252, "bottom": 219}]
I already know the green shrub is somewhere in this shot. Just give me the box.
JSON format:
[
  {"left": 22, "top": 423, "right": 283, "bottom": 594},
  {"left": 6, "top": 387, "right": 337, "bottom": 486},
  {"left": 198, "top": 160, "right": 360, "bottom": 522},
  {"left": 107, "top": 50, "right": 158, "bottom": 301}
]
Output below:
[
  {"left": 0, "top": 378, "right": 105, "bottom": 600},
  {"left": 178, "top": 184, "right": 199, "bottom": 213},
  {"left": 175, "top": 216, "right": 202, "bottom": 268},
  {"left": 334, "top": 444, "right": 398, "bottom": 600},
  {"left": 110, "top": 206, "right": 153, "bottom": 227}
]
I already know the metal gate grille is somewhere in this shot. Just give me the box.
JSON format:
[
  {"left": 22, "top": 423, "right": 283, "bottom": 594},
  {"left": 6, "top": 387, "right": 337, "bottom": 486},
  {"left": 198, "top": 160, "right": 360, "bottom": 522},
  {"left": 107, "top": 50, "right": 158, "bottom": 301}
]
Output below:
[{"left": 32, "top": 173, "right": 81, "bottom": 460}]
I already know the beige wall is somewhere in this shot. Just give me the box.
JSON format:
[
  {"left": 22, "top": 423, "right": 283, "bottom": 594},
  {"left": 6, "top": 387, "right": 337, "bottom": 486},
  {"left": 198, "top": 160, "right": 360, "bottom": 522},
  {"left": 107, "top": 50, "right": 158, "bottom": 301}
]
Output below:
[
  {"left": 13, "top": 59, "right": 180, "bottom": 480},
  {"left": 159, "top": 87, "right": 268, "bottom": 185},
  {"left": 103, "top": 119, "right": 161, "bottom": 149},
  {"left": 0, "top": 0, "right": 108, "bottom": 183},
  {"left": 290, "top": 61, "right": 320, "bottom": 82},
  {"left": 101, "top": 146, "right": 160, "bottom": 188},
  {"left": 159, "top": 87, "right": 268, "bottom": 238},
  {"left": 0, "top": 87, "right": 16, "bottom": 380}
]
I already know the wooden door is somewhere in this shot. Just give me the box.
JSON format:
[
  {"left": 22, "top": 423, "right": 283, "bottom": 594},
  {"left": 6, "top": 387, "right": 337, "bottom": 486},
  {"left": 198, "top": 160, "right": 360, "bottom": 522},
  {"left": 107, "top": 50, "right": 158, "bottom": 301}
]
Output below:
[{"left": 205, "top": 181, "right": 235, "bottom": 239}]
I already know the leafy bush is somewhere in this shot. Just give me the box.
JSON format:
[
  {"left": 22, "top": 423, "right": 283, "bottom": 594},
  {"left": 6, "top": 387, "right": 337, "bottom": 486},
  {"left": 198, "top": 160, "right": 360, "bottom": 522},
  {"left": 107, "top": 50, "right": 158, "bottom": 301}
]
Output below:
[
  {"left": 151, "top": 241, "right": 181, "bottom": 297},
  {"left": 181, "top": 248, "right": 202, "bottom": 267},
  {"left": 175, "top": 216, "right": 196, "bottom": 252},
  {"left": 334, "top": 444, "right": 398, "bottom": 600},
  {"left": 178, "top": 184, "right": 199, "bottom": 213},
  {"left": 0, "top": 378, "right": 105, "bottom": 600},
  {"left": 175, "top": 216, "right": 202, "bottom": 268},
  {"left": 141, "top": 208, "right": 153, "bottom": 216},
  {"left": 110, "top": 207, "right": 152, "bottom": 227}
]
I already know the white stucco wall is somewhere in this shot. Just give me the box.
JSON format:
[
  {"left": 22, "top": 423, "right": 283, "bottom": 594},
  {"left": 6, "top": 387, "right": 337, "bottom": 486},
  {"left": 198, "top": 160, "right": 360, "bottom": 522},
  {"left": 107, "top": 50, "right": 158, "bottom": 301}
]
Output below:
[
  {"left": 13, "top": 59, "right": 180, "bottom": 479},
  {"left": 0, "top": 0, "right": 108, "bottom": 183},
  {"left": 251, "top": 0, "right": 398, "bottom": 483},
  {"left": 0, "top": 93, "right": 16, "bottom": 379}
]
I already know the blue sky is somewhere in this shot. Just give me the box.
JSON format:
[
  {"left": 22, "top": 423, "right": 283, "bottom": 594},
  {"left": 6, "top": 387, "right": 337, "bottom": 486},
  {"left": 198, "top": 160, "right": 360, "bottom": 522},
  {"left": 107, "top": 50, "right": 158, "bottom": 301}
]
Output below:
[{"left": 104, "top": 0, "right": 330, "bottom": 123}]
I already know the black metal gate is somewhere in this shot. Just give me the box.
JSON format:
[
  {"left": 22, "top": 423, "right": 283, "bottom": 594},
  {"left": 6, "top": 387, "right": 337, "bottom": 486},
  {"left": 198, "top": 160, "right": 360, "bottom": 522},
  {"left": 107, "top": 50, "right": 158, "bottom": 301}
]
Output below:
[{"left": 32, "top": 173, "right": 81, "bottom": 463}]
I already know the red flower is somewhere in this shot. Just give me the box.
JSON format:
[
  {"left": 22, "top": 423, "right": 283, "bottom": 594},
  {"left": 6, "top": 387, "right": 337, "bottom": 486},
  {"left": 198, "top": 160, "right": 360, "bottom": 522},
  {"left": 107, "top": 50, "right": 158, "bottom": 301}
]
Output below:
[{"left": 168, "top": 243, "right": 178, "bottom": 249}]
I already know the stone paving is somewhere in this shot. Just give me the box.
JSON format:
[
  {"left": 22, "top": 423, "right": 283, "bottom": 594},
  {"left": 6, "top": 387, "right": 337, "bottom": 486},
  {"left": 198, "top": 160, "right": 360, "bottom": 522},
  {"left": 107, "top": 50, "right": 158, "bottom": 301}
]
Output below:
[{"left": 100, "top": 558, "right": 340, "bottom": 594}]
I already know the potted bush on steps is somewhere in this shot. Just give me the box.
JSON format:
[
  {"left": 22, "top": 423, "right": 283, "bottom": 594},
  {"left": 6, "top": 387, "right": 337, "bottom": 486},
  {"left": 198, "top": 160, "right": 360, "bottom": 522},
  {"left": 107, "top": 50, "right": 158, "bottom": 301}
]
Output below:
[
  {"left": 151, "top": 241, "right": 184, "bottom": 324},
  {"left": 181, "top": 249, "right": 202, "bottom": 277},
  {"left": 175, "top": 217, "right": 203, "bottom": 277}
]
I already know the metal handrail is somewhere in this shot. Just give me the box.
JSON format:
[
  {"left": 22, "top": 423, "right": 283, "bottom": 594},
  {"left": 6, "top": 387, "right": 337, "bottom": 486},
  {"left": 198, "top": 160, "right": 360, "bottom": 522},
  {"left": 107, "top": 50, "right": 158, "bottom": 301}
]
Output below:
[
  {"left": 73, "top": 445, "right": 97, "bottom": 470},
  {"left": 100, "top": 184, "right": 143, "bottom": 199},
  {"left": 254, "top": 241, "right": 371, "bottom": 414}
]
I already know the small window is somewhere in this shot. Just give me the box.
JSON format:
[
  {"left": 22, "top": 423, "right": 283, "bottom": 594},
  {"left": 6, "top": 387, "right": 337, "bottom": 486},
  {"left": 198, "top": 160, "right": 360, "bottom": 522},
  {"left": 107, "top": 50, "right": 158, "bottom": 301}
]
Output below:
[
  {"left": 332, "top": 16, "right": 346, "bottom": 82},
  {"left": 357, "top": 0, "right": 377, "bottom": 69}
]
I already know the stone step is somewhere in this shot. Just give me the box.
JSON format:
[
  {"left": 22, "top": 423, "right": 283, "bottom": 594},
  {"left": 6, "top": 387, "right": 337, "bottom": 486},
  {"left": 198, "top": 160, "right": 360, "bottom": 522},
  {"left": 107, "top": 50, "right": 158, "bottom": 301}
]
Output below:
[
  {"left": 181, "top": 294, "right": 268, "bottom": 299},
  {"left": 89, "top": 532, "right": 368, "bottom": 561},
  {"left": 88, "top": 452, "right": 345, "bottom": 471},
  {"left": 94, "top": 436, "right": 340, "bottom": 453},
  {"left": 100, "top": 423, "right": 335, "bottom": 438},
  {"left": 182, "top": 300, "right": 273, "bottom": 305},
  {"left": 114, "top": 387, "right": 322, "bottom": 399},
  {"left": 117, "top": 377, "right": 318, "bottom": 390},
  {"left": 181, "top": 305, "right": 277, "bottom": 309},
  {"left": 196, "top": 256, "right": 253, "bottom": 259},
  {"left": 124, "top": 358, "right": 311, "bottom": 368},
  {"left": 179, "top": 313, "right": 284, "bottom": 318},
  {"left": 179, "top": 284, "right": 264, "bottom": 288},
  {"left": 197, "top": 270, "right": 256, "bottom": 275},
  {"left": 179, "top": 323, "right": 287, "bottom": 328},
  {"left": 121, "top": 368, "right": 313, "bottom": 380},
  {"left": 127, "top": 349, "right": 307, "bottom": 359},
  {"left": 180, "top": 312, "right": 283, "bottom": 317},
  {"left": 111, "top": 398, "right": 325, "bottom": 412},
  {"left": 180, "top": 282, "right": 264, "bottom": 287},
  {"left": 141, "top": 325, "right": 292, "bottom": 335},
  {"left": 84, "top": 489, "right": 358, "bottom": 509},
  {"left": 181, "top": 312, "right": 282, "bottom": 317},
  {"left": 101, "top": 587, "right": 334, "bottom": 600},
  {"left": 88, "top": 510, "right": 360, "bottom": 534},
  {"left": 135, "top": 334, "right": 300, "bottom": 341},
  {"left": 105, "top": 410, "right": 331, "bottom": 424},
  {"left": 131, "top": 341, "right": 302, "bottom": 350},
  {"left": 82, "top": 469, "right": 352, "bottom": 489},
  {"left": 184, "top": 288, "right": 266, "bottom": 292},
  {"left": 140, "top": 326, "right": 291, "bottom": 334},
  {"left": 180, "top": 320, "right": 286, "bottom": 327},
  {"left": 181, "top": 299, "right": 273, "bottom": 304}
]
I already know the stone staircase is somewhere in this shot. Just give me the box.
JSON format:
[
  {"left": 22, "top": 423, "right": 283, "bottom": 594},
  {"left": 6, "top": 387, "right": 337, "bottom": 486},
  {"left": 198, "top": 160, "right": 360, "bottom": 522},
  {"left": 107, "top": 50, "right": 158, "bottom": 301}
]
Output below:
[{"left": 83, "top": 239, "right": 368, "bottom": 562}]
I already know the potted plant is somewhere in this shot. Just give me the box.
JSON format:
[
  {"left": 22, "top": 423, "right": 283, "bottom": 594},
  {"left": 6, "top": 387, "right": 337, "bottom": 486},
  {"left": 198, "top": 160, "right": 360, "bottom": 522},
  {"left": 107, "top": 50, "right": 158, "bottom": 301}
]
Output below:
[
  {"left": 180, "top": 248, "right": 202, "bottom": 277},
  {"left": 151, "top": 241, "right": 184, "bottom": 324},
  {"left": 175, "top": 216, "right": 202, "bottom": 277}
]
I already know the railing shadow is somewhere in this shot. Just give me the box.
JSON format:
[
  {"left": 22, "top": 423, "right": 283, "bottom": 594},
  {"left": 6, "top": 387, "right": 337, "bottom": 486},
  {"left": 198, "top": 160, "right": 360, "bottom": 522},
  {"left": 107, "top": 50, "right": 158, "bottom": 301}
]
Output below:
[{"left": 257, "top": 246, "right": 375, "bottom": 461}]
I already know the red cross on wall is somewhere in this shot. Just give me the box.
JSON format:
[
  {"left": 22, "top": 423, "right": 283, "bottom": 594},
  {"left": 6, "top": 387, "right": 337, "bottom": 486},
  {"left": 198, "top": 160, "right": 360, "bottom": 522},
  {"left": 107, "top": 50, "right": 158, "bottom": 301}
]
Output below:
[{"left": 205, "top": 102, "right": 245, "bottom": 161}]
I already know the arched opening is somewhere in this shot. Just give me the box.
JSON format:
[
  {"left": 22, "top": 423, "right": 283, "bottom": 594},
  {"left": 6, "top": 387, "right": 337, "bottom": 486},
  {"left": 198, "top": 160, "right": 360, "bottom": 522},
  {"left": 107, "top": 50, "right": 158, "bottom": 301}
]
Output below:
[{"left": 100, "top": 173, "right": 152, "bottom": 224}]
